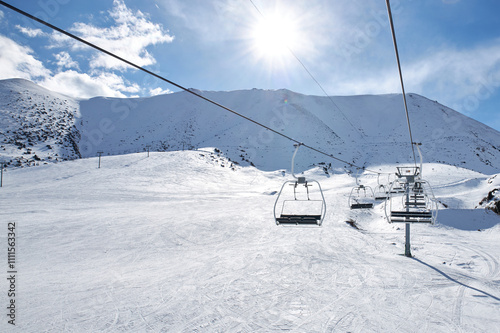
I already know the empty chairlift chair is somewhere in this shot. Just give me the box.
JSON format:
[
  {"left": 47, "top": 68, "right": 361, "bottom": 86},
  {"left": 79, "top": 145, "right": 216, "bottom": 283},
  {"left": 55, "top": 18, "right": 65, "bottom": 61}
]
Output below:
[
  {"left": 385, "top": 167, "right": 438, "bottom": 224},
  {"left": 348, "top": 170, "right": 374, "bottom": 209},
  {"left": 390, "top": 180, "right": 406, "bottom": 194},
  {"left": 374, "top": 173, "right": 389, "bottom": 201},
  {"left": 274, "top": 144, "right": 326, "bottom": 226}
]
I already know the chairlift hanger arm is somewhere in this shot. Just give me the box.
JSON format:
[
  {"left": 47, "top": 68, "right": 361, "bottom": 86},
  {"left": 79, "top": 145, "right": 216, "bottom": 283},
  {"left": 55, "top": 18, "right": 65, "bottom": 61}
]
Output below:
[
  {"left": 291, "top": 143, "right": 303, "bottom": 179},
  {"left": 386, "top": 0, "right": 418, "bottom": 167},
  {"left": 413, "top": 142, "right": 424, "bottom": 177}
]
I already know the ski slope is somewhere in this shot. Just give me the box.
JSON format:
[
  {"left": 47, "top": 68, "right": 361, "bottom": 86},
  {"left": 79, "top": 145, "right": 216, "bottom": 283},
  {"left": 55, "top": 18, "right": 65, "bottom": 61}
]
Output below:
[
  {"left": 0, "top": 150, "right": 498, "bottom": 332},
  {"left": 2, "top": 78, "right": 500, "bottom": 174}
]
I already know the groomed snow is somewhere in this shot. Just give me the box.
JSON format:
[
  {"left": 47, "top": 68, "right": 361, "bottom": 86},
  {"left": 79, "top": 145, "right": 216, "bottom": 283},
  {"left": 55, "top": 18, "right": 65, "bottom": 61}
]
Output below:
[{"left": 0, "top": 151, "right": 498, "bottom": 332}]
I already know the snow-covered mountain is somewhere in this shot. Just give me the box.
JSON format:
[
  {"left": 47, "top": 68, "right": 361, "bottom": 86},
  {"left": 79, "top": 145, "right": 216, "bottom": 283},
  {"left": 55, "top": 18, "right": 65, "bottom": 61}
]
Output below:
[
  {"left": 0, "top": 79, "right": 81, "bottom": 167},
  {"left": 1, "top": 78, "right": 499, "bottom": 174},
  {"left": 0, "top": 78, "right": 499, "bottom": 331}
]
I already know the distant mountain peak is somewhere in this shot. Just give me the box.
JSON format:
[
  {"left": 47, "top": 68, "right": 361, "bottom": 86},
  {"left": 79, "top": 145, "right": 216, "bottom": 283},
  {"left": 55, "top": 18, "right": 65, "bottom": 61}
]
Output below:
[{"left": 0, "top": 78, "right": 499, "bottom": 174}]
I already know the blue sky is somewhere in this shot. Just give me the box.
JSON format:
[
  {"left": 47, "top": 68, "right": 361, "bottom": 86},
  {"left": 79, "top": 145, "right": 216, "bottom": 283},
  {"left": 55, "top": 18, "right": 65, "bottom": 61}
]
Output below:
[{"left": 0, "top": 0, "right": 499, "bottom": 131}]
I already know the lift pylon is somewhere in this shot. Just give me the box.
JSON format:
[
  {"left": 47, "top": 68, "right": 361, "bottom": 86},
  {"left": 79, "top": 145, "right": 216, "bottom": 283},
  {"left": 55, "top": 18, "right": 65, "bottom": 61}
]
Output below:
[{"left": 384, "top": 144, "right": 439, "bottom": 257}]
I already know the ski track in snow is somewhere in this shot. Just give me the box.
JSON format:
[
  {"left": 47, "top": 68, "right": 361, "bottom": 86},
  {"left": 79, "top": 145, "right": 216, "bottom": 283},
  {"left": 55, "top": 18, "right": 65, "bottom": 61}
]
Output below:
[{"left": 0, "top": 151, "right": 498, "bottom": 332}]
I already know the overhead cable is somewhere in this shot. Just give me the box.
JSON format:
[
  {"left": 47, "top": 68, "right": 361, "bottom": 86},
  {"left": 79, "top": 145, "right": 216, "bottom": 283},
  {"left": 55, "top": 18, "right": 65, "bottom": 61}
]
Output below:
[
  {"left": 385, "top": 0, "right": 417, "bottom": 166},
  {"left": 0, "top": 0, "right": 385, "bottom": 175}
]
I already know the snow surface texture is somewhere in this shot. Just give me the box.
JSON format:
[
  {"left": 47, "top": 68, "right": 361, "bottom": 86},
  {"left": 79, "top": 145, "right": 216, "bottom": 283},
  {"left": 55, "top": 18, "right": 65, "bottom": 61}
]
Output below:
[
  {"left": 0, "top": 151, "right": 499, "bottom": 332},
  {"left": 0, "top": 79, "right": 499, "bottom": 331},
  {"left": 1, "top": 78, "right": 500, "bottom": 174}
]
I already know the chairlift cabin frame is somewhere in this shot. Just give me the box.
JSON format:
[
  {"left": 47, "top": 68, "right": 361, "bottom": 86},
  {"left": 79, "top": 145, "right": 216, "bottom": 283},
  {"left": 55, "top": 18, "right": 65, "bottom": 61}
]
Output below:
[
  {"left": 348, "top": 169, "right": 374, "bottom": 209},
  {"left": 274, "top": 144, "right": 326, "bottom": 226},
  {"left": 374, "top": 185, "right": 387, "bottom": 200},
  {"left": 384, "top": 166, "right": 438, "bottom": 224},
  {"left": 389, "top": 177, "right": 406, "bottom": 194},
  {"left": 374, "top": 173, "right": 389, "bottom": 201}
]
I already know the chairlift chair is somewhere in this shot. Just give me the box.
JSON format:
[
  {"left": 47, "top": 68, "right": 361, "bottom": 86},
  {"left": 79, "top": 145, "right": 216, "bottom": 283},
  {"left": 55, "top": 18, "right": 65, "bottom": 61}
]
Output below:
[
  {"left": 348, "top": 169, "right": 374, "bottom": 209},
  {"left": 390, "top": 182, "right": 406, "bottom": 194},
  {"left": 375, "top": 184, "right": 389, "bottom": 200},
  {"left": 274, "top": 144, "right": 326, "bottom": 226},
  {"left": 374, "top": 173, "right": 389, "bottom": 200},
  {"left": 385, "top": 165, "right": 438, "bottom": 224}
]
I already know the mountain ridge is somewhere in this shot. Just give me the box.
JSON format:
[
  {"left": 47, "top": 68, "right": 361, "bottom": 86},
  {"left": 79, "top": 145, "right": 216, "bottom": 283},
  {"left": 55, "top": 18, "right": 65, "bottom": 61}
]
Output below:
[{"left": 0, "top": 78, "right": 499, "bottom": 174}]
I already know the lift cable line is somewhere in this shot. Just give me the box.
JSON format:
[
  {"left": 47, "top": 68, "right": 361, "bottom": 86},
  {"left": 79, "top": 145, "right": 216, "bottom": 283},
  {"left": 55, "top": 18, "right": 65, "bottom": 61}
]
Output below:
[
  {"left": 248, "top": 0, "right": 365, "bottom": 141},
  {"left": 0, "top": 0, "right": 385, "bottom": 175},
  {"left": 385, "top": 0, "right": 417, "bottom": 167}
]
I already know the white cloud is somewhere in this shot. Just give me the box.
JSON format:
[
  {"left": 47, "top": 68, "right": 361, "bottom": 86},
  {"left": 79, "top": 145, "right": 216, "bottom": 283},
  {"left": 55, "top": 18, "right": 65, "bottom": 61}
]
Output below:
[
  {"left": 323, "top": 39, "right": 500, "bottom": 106},
  {"left": 54, "top": 51, "right": 79, "bottom": 70},
  {"left": 161, "top": 0, "right": 244, "bottom": 41},
  {"left": 387, "top": 41, "right": 500, "bottom": 116},
  {"left": 39, "top": 70, "right": 140, "bottom": 99},
  {"left": 0, "top": 0, "right": 171, "bottom": 100},
  {"left": 0, "top": 34, "right": 142, "bottom": 99},
  {"left": 0, "top": 35, "right": 51, "bottom": 80},
  {"left": 15, "top": 25, "right": 47, "bottom": 38},
  {"left": 149, "top": 87, "right": 173, "bottom": 96},
  {"left": 51, "top": 0, "right": 174, "bottom": 71}
]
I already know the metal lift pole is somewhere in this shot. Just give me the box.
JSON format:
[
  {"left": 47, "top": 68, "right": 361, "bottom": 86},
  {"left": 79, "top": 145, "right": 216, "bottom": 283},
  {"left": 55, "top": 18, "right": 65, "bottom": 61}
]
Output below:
[
  {"left": 404, "top": 178, "right": 412, "bottom": 257},
  {"left": 405, "top": 222, "right": 411, "bottom": 257},
  {"left": 97, "top": 151, "right": 103, "bottom": 168}
]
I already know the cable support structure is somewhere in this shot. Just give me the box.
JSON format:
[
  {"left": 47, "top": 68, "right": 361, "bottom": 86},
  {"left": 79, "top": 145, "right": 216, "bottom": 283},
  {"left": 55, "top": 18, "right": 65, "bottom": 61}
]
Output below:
[
  {"left": 0, "top": 0, "right": 390, "bottom": 176},
  {"left": 248, "top": 0, "right": 365, "bottom": 140},
  {"left": 385, "top": 0, "right": 417, "bottom": 167}
]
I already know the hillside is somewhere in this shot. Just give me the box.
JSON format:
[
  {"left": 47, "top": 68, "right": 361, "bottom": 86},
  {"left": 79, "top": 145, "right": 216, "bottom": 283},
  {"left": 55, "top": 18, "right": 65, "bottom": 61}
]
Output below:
[
  {"left": 1, "top": 78, "right": 499, "bottom": 174},
  {"left": 0, "top": 151, "right": 498, "bottom": 331},
  {"left": 0, "top": 78, "right": 499, "bottom": 331},
  {"left": 0, "top": 79, "right": 81, "bottom": 167}
]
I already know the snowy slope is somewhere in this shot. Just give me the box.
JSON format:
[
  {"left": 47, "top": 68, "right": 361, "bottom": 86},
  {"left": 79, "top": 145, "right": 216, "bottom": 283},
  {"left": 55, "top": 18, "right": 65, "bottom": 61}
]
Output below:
[
  {"left": 0, "top": 151, "right": 498, "bottom": 332},
  {"left": 0, "top": 79, "right": 81, "bottom": 166},
  {"left": 76, "top": 89, "right": 500, "bottom": 174},
  {"left": 1, "top": 78, "right": 500, "bottom": 174}
]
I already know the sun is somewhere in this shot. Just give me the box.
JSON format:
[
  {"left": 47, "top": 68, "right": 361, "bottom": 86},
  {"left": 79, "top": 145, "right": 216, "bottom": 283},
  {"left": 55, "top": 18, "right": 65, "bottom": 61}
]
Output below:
[{"left": 251, "top": 12, "right": 300, "bottom": 61}]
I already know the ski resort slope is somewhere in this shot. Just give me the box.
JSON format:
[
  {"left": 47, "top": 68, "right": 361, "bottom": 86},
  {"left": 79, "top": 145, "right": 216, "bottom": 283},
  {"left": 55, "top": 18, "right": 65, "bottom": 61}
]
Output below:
[
  {"left": 2, "top": 78, "right": 500, "bottom": 174},
  {"left": 76, "top": 89, "right": 500, "bottom": 174},
  {"left": 0, "top": 151, "right": 498, "bottom": 332}
]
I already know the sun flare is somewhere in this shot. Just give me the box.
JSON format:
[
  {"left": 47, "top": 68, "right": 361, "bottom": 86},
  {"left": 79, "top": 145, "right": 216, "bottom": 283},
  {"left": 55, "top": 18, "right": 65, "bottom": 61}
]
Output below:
[{"left": 251, "top": 12, "right": 300, "bottom": 60}]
